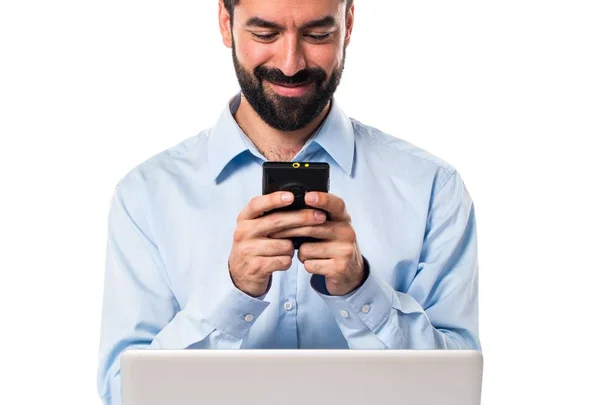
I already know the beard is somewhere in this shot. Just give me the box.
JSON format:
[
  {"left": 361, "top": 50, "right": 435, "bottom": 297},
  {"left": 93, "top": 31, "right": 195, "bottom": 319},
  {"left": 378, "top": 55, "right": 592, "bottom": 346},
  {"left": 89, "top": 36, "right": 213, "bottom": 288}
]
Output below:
[{"left": 232, "top": 40, "right": 346, "bottom": 132}]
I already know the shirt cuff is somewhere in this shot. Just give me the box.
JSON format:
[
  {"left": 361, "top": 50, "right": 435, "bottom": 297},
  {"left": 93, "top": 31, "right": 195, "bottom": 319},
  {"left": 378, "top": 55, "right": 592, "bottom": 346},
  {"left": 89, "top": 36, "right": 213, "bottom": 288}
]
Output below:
[
  {"left": 205, "top": 283, "right": 271, "bottom": 340},
  {"left": 310, "top": 257, "right": 394, "bottom": 332}
]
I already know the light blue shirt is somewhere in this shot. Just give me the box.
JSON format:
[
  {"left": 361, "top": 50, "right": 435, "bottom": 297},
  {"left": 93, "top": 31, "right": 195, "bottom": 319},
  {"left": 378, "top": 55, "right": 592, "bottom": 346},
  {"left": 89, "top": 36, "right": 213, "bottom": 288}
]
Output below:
[{"left": 97, "top": 94, "right": 481, "bottom": 404}]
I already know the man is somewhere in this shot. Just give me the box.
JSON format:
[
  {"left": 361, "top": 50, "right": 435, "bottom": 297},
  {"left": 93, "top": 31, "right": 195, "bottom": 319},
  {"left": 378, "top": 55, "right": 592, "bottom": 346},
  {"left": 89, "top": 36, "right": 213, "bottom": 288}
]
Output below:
[{"left": 97, "top": 0, "right": 481, "bottom": 403}]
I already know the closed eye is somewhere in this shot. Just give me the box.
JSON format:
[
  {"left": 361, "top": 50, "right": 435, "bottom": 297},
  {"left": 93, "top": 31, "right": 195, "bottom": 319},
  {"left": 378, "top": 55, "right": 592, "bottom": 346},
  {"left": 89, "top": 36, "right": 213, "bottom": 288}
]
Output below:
[
  {"left": 306, "top": 33, "right": 333, "bottom": 41},
  {"left": 251, "top": 32, "right": 278, "bottom": 41},
  {"left": 250, "top": 32, "right": 334, "bottom": 42}
]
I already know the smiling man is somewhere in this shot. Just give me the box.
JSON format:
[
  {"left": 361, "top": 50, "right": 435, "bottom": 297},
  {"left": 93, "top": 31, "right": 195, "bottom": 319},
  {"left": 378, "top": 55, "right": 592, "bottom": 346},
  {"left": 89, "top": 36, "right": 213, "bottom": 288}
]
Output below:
[{"left": 97, "top": 1, "right": 482, "bottom": 404}]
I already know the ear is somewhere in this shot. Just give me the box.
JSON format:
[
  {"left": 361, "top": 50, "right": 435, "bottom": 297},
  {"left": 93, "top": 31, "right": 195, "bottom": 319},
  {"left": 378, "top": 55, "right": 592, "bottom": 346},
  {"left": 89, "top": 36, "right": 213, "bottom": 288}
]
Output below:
[
  {"left": 218, "top": 0, "right": 233, "bottom": 48},
  {"left": 344, "top": 3, "right": 355, "bottom": 47}
]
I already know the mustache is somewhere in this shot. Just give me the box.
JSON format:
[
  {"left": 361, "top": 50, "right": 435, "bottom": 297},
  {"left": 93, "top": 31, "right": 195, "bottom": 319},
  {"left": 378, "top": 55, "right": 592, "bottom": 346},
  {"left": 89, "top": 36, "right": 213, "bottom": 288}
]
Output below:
[{"left": 254, "top": 65, "right": 327, "bottom": 87}]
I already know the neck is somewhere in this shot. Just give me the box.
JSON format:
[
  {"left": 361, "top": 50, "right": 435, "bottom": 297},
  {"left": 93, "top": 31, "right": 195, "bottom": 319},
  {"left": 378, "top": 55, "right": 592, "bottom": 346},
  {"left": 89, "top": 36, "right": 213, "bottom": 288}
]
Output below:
[{"left": 233, "top": 95, "right": 331, "bottom": 162}]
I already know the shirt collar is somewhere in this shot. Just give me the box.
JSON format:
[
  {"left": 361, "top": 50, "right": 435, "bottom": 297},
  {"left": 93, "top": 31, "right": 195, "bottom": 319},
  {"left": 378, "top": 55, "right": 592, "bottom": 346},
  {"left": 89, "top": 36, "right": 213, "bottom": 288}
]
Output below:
[
  {"left": 207, "top": 94, "right": 251, "bottom": 182},
  {"left": 207, "top": 93, "right": 355, "bottom": 182}
]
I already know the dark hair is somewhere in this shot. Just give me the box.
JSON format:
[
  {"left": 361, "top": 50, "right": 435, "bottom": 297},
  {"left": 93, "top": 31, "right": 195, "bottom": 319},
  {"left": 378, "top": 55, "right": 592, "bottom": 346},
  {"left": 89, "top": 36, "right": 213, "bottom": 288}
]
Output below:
[{"left": 222, "top": 0, "right": 353, "bottom": 19}]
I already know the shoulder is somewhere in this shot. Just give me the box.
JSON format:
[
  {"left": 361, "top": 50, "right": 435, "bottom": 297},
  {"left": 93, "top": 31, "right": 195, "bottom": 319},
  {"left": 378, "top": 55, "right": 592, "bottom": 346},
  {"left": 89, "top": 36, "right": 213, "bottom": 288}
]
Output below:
[
  {"left": 115, "top": 129, "right": 210, "bottom": 191},
  {"left": 350, "top": 118, "right": 458, "bottom": 196}
]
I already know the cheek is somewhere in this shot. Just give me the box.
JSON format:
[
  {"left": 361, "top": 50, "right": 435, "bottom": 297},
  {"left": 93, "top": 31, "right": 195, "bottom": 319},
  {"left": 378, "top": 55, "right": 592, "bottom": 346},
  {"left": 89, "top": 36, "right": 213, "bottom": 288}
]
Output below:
[
  {"left": 308, "top": 45, "right": 343, "bottom": 74},
  {"left": 235, "top": 39, "right": 272, "bottom": 68},
  {"left": 306, "top": 44, "right": 344, "bottom": 75}
]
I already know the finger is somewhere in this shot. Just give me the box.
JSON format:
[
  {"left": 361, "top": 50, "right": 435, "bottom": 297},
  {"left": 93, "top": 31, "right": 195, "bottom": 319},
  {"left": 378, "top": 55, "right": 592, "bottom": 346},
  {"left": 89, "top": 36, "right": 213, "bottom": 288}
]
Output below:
[
  {"left": 269, "top": 221, "right": 352, "bottom": 241},
  {"left": 304, "top": 192, "right": 350, "bottom": 222},
  {"left": 269, "top": 224, "right": 330, "bottom": 240},
  {"left": 243, "top": 238, "right": 295, "bottom": 257},
  {"left": 260, "top": 255, "right": 294, "bottom": 275},
  {"left": 238, "top": 191, "right": 295, "bottom": 221},
  {"left": 302, "top": 258, "right": 336, "bottom": 276},
  {"left": 250, "top": 209, "right": 326, "bottom": 238},
  {"left": 298, "top": 241, "right": 354, "bottom": 262}
]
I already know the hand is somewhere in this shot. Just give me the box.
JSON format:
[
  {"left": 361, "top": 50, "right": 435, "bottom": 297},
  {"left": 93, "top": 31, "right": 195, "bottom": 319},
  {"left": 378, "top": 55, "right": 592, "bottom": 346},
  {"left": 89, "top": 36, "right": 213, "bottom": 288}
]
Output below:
[
  {"left": 229, "top": 191, "right": 328, "bottom": 297},
  {"left": 269, "top": 192, "right": 365, "bottom": 296}
]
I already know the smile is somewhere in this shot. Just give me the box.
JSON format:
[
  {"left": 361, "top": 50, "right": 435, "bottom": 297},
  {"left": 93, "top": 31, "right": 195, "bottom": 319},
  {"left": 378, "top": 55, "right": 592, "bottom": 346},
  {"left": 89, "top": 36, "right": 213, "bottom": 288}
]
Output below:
[{"left": 268, "top": 81, "right": 314, "bottom": 97}]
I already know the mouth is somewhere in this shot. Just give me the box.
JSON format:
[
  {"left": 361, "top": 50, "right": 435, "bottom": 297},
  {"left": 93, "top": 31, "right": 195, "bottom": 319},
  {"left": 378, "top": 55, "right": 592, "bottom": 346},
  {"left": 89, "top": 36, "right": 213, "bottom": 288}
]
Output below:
[{"left": 267, "top": 80, "right": 314, "bottom": 97}]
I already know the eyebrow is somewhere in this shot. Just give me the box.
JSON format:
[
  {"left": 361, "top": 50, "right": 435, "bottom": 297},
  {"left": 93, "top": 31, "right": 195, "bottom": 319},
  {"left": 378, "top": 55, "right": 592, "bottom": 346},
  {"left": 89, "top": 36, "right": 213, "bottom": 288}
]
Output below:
[{"left": 245, "top": 16, "right": 337, "bottom": 30}]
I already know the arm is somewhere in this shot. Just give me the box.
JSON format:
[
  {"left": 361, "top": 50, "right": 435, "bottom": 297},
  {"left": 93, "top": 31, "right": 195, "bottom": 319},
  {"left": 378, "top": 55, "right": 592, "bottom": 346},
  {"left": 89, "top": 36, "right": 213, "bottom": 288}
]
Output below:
[
  {"left": 96, "top": 176, "right": 270, "bottom": 404},
  {"left": 312, "top": 170, "right": 481, "bottom": 350}
]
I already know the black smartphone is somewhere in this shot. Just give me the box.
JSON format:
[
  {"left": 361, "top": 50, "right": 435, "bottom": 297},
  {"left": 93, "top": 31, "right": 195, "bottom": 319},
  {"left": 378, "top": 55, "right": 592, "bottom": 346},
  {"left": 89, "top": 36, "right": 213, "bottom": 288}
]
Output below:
[{"left": 262, "top": 161, "right": 330, "bottom": 249}]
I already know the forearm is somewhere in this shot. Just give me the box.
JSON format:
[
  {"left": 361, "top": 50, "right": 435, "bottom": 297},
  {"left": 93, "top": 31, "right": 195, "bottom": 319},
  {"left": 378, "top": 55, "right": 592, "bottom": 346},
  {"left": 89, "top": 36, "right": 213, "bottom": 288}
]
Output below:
[
  {"left": 314, "top": 270, "right": 480, "bottom": 350},
  {"left": 150, "top": 283, "right": 270, "bottom": 350},
  {"left": 98, "top": 277, "right": 270, "bottom": 402}
]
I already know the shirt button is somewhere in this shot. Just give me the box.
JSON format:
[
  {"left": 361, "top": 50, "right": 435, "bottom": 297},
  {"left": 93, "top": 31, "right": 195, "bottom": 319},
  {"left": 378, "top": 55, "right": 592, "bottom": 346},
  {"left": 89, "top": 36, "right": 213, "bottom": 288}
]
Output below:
[
  {"left": 284, "top": 301, "right": 293, "bottom": 311},
  {"left": 361, "top": 304, "right": 371, "bottom": 314},
  {"left": 244, "top": 313, "right": 254, "bottom": 322},
  {"left": 340, "top": 309, "right": 349, "bottom": 318}
]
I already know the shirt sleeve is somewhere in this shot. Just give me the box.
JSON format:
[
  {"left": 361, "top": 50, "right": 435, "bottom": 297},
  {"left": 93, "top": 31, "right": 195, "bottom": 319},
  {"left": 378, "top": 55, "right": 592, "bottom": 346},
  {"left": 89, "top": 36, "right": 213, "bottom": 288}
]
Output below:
[
  {"left": 311, "top": 170, "right": 481, "bottom": 350},
  {"left": 97, "top": 176, "right": 270, "bottom": 405}
]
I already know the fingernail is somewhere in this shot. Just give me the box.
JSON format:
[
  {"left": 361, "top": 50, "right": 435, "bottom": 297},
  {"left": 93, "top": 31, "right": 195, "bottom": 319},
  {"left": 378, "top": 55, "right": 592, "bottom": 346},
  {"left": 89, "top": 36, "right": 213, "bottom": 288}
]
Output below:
[
  {"left": 314, "top": 211, "right": 326, "bottom": 221},
  {"left": 282, "top": 193, "right": 293, "bottom": 202},
  {"left": 306, "top": 193, "right": 318, "bottom": 203}
]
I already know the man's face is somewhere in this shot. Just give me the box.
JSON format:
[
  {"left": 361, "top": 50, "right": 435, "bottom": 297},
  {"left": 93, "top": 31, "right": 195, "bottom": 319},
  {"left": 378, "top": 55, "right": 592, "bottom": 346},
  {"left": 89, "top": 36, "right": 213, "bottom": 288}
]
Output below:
[{"left": 220, "top": 0, "right": 353, "bottom": 131}]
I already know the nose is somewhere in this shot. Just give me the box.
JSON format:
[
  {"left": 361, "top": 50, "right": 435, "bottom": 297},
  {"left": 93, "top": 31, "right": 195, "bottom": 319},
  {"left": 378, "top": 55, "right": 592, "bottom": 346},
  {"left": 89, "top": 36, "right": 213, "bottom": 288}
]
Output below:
[{"left": 275, "top": 34, "right": 307, "bottom": 77}]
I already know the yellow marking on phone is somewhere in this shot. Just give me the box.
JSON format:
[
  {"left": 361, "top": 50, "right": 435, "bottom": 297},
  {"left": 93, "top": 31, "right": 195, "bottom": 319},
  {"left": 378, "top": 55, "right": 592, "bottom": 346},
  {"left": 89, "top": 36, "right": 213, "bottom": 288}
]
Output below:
[
  {"left": 292, "top": 162, "right": 300, "bottom": 168},
  {"left": 304, "top": 163, "right": 310, "bottom": 167}
]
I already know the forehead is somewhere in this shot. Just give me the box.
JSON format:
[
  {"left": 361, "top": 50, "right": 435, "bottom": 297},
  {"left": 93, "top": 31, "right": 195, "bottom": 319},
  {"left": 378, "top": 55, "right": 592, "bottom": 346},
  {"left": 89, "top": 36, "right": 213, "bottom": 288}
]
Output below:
[{"left": 234, "top": 0, "right": 345, "bottom": 27}]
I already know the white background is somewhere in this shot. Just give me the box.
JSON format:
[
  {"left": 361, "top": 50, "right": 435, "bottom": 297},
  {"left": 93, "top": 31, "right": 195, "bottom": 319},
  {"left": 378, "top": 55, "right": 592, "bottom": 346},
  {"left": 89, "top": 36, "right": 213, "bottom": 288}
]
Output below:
[{"left": 1, "top": 1, "right": 599, "bottom": 404}]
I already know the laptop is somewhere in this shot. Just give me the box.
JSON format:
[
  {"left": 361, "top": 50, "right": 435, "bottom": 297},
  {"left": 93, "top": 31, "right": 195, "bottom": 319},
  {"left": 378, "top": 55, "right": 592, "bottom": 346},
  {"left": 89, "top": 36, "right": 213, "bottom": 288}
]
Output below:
[{"left": 120, "top": 349, "right": 483, "bottom": 405}]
